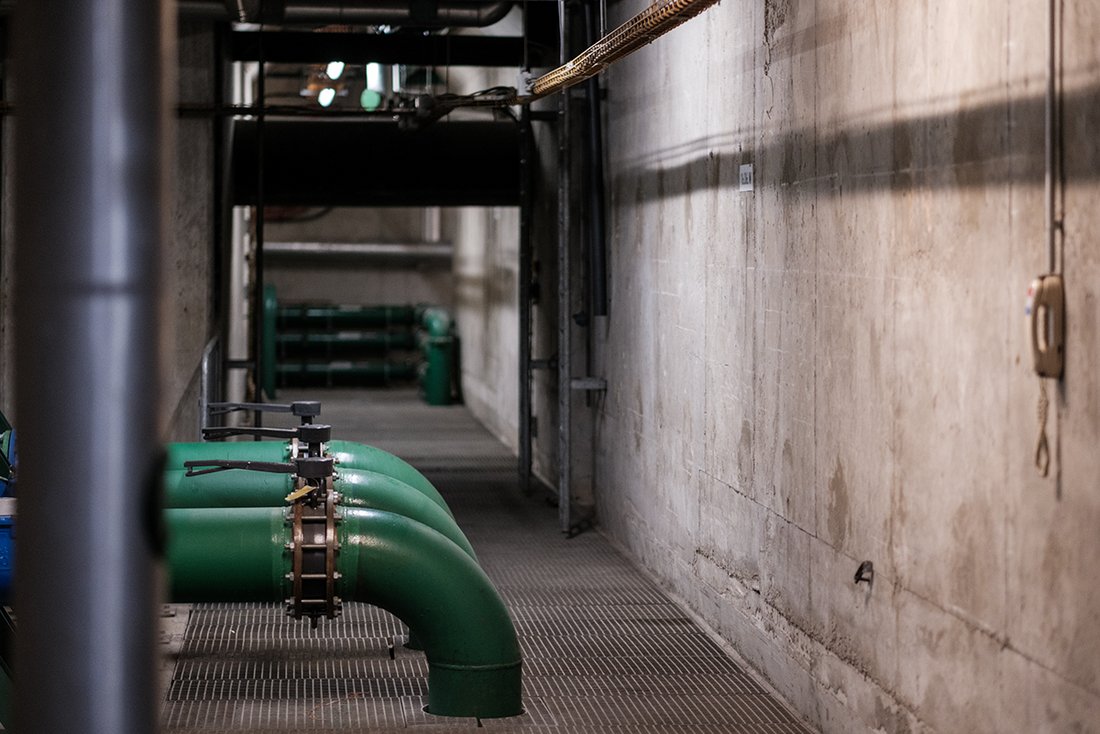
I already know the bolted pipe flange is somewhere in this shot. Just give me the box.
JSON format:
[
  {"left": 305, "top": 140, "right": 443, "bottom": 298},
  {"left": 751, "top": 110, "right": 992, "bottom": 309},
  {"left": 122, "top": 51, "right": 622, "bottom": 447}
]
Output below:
[{"left": 287, "top": 481, "right": 341, "bottom": 624}]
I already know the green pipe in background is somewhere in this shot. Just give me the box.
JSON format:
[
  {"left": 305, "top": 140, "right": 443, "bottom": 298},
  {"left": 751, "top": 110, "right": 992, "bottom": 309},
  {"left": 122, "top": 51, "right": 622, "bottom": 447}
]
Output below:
[
  {"left": 262, "top": 283, "right": 279, "bottom": 400},
  {"left": 277, "top": 304, "right": 419, "bottom": 330},
  {"left": 165, "top": 440, "right": 448, "bottom": 518},
  {"left": 326, "top": 440, "right": 443, "bottom": 509},
  {"left": 163, "top": 467, "right": 475, "bottom": 561},
  {"left": 276, "top": 330, "right": 418, "bottom": 359},
  {"left": 276, "top": 360, "right": 417, "bottom": 388},
  {"left": 418, "top": 307, "right": 455, "bottom": 406},
  {"left": 165, "top": 507, "right": 522, "bottom": 718}
]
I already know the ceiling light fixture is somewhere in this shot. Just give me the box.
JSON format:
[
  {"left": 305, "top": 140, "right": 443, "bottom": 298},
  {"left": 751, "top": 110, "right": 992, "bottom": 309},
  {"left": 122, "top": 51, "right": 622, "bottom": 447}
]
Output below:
[{"left": 325, "top": 61, "right": 345, "bottom": 80}]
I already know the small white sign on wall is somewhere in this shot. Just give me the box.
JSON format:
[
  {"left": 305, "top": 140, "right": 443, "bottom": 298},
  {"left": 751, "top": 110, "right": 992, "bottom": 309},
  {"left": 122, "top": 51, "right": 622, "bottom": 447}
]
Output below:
[{"left": 739, "top": 163, "right": 754, "bottom": 192}]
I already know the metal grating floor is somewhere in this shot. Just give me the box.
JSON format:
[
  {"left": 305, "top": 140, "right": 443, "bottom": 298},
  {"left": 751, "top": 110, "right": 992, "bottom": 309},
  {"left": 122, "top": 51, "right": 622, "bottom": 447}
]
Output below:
[{"left": 161, "top": 389, "right": 813, "bottom": 733}]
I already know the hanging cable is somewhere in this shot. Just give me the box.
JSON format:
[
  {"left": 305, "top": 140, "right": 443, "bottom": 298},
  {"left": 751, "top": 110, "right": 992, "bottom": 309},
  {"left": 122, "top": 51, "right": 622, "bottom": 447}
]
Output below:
[
  {"left": 409, "top": 0, "right": 720, "bottom": 124},
  {"left": 524, "top": 0, "right": 719, "bottom": 100}
]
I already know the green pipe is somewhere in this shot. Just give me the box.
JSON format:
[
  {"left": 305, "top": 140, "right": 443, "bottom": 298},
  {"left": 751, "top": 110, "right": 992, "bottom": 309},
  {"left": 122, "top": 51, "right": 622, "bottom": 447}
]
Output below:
[
  {"left": 277, "top": 304, "right": 419, "bottom": 330},
  {"left": 165, "top": 440, "right": 290, "bottom": 467},
  {"left": 327, "top": 440, "right": 442, "bottom": 508},
  {"left": 276, "top": 330, "right": 418, "bottom": 359},
  {"left": 420, "top": 306, "right": 453, "bottom": 339},
  {"left": 162, "top": 461, "right": 451, "bottom": 519},
  {"left": 262, "top": 284, "right": 278, "bottom": 399},
  {"left": 167, "top": 507, "right": 288, "bottom": 601},
  {"left": 419, "top": 307, "right": 455, "bottom": 406},
  {"left": 163, "top": 468, "right": 476, "bottom": 561},
  {"left": 276, "top": 360, "right": 417, "bottom": 388},
  {"left": 165, "top": 440, "right": 448, "bottom": 518},
  {"left": 165, "top": 507, "right": 522, "bottom": 718}
]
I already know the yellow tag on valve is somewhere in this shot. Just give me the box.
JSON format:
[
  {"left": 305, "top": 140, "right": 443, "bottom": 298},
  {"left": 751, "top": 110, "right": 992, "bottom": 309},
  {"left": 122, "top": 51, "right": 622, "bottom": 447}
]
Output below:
[{"left": 285, "top": 484, "right": 315, "bottom": 503}]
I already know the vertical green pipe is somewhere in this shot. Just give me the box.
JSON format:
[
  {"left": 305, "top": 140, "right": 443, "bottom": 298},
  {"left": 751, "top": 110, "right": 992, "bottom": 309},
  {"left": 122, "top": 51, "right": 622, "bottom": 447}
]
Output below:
[
  {"left": 419, "top": 307, "right": 454, "bottom": 406},
  {"left": 262, "top": 283, "right": 278, "bottom": 399}
]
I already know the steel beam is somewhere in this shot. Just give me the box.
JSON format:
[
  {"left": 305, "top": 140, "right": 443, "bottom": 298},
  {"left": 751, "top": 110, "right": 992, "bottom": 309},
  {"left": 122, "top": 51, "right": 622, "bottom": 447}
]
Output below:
[
  {"left": 230, "top": 31, "right": 552, "bottom": 67},
  {"left": 231, "top": 119, "right": 521, "bottom": 207}
]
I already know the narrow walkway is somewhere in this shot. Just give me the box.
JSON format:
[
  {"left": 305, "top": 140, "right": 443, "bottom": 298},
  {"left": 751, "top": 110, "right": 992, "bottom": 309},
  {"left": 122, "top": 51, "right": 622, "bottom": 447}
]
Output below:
[{"left": 162, "top": 389, "right": 810, "bottom": 733}]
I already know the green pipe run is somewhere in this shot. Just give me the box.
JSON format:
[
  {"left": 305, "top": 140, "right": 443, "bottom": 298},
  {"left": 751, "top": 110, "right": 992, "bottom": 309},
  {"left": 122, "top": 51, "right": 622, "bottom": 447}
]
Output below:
[
  {"left": 164, "top": 439, "right": 450, "bottom": 517},
  {"left": 277, "top": 360, "right": 417, "bottom": 388},
  {"left": 275, "top": 330, "right": 419, "bottom": 359},
  {"left": 166, "top": 507, "right": 522, "bottom": 718},
  {"left": 163, "top": 467, "right": 476, "bottom": 562},
  {"left": 277, "top": 304, "right": 420, "bottom": 330},
  {"left": 418, "top": 307, "right": 455, "bottom": 406},
  {"left": 263, "top": 284, "right": 278, "bottom": 399}
]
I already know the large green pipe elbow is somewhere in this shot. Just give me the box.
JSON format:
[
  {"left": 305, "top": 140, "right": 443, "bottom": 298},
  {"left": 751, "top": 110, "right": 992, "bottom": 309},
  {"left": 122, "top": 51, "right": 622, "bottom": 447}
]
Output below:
[
  {"left": 327, "top": 440, "right": 450, "bottom": 517},
  {"left": 339, "top": 508, "right": 521, "bottom": 718},
  {"left": 163, "top": 468, "right": 476, "bottom": 561},
  {"left": 165, "top": 507, "right": 522, "bottom": 718}
]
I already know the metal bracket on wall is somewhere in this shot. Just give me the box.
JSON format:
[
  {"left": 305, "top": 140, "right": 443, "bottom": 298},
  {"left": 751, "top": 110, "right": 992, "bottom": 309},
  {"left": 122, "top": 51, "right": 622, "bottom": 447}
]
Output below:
[{"left": 570, "top": 377, "right": 606, "bottom": 392}]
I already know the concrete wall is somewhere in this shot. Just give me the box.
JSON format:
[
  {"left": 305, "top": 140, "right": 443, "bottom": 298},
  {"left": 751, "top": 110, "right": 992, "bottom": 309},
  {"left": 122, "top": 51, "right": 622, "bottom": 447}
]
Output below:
[
  {"left": 447, "top": 51, "right": 525, "bottom": 452},
  {"left": 589, "top": 1, "right": 1100, "bottom": 732},
  {"left": 453, "top": 205, "right": 520, "bottom": 452},
  {"left": 265, "top": 207, "right": 454, "bottom": 307},
  {"left": 163, "top": 20, "right": 219, "bottom": 441}
]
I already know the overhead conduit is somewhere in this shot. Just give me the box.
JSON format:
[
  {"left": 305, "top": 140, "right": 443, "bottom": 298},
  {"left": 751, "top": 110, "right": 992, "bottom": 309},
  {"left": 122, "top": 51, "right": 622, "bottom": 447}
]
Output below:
[{"left": 167, "top": 506, "right": 523, "bottom": 718}]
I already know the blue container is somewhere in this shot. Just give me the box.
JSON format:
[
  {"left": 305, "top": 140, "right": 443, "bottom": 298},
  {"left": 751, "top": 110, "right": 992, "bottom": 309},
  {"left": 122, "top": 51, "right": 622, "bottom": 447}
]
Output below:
[{"left": 0, "top": 512, "right": 13, "bottom": 603}]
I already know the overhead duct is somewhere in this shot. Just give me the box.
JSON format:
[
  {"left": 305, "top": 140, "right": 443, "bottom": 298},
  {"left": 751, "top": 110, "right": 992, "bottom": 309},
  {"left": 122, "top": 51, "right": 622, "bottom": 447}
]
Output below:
[
  {"left": 225, "top": 0, "right": 513, "bottom": 27},
  {"left": 231, "top": 119, "right": 521, "bottom": 207}
]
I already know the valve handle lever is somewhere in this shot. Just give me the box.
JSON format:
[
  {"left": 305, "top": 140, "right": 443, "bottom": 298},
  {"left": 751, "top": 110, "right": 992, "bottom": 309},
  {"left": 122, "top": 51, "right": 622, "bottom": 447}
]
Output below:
[
  {"left": 183, "top": 459, "right": 294, "bottom": 477},
  {"left": 202, "top": 426, "right": 298, "bottom": 440},
  {"left": 202, "top": 423, "right": 332, "bottom": 444},
  {"left": 183, "top": 456, "right": 334, "bottom": 479},
  {"left": 207, "top": 401, "right": 321, "bottom": 420}
]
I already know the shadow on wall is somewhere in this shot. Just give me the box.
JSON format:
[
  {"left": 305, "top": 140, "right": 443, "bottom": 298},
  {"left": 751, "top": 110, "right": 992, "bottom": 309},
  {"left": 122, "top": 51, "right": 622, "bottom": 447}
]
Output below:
[{"left": 612, "top": 82, "right": 1100, "bottom": 201}]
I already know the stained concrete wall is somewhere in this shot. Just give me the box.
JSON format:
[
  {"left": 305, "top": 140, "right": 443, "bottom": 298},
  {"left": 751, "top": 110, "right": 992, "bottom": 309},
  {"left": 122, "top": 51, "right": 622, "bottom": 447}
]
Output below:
[
  {"left": 265, "top": 207, "right": 454, "bottom": 307},
  {"left": 163, "top": 20, "right": 219, "bottom": 441},
  {"left": 453, "top": 205, "right": 520, "bottom": 451},
  {"left": 0, "top": 22, "right": 217, "bottom": 437},
  {"left": 587, "top": 1, "right": 1100, "bottom": 732}
]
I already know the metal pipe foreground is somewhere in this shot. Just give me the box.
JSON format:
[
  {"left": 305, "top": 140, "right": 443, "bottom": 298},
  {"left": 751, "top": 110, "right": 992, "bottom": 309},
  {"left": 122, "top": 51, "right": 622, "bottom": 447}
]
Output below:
[
  {"left": 13, "top": 1, "right": 171, "bottom": 733},
  {"left": 163, "top": 467, "right": 477, "bottom": 561},
  {"left": 166, "top": 507, "right": 523, "bottom": 718}
]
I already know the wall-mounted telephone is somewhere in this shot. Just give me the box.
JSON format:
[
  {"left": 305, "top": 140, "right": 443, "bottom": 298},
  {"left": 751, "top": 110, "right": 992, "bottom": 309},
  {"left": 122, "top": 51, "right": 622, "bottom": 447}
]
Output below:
[{"left": 1025, "top": 274, "right": 1065, "bottom": 378}]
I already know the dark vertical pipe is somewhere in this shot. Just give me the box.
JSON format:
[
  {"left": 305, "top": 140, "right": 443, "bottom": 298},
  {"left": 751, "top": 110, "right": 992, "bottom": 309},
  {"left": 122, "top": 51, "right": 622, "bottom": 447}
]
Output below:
[
  {"left": 14, "top": 1, "right": 170, "bottom": 732},
  {"left": 518, "top": 0, "right": 533, "bottom": 496},
  {"left": 583, "top": 0, "right": 607, "bottom": 318},
  {"left": 252, "top": 39, "right": 266, "bottom": 425},
  {"left": 518, "top": 107, "right": 533, "bottom": 496},
  {"left": 556, "top": 0, "right": 572, "bottom": 532}
]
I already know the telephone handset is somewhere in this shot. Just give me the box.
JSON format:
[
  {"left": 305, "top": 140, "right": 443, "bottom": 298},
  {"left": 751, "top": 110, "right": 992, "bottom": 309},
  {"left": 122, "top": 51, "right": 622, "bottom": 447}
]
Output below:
[{"left": 1025, "top": 274, "right": 1065, "bottom": 379}]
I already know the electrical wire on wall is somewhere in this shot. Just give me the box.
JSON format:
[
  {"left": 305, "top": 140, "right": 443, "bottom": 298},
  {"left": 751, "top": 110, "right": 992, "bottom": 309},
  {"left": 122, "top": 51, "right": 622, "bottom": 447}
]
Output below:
[{"left": 1030, "top": 0, "right": 1066, "bottom": 480}]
